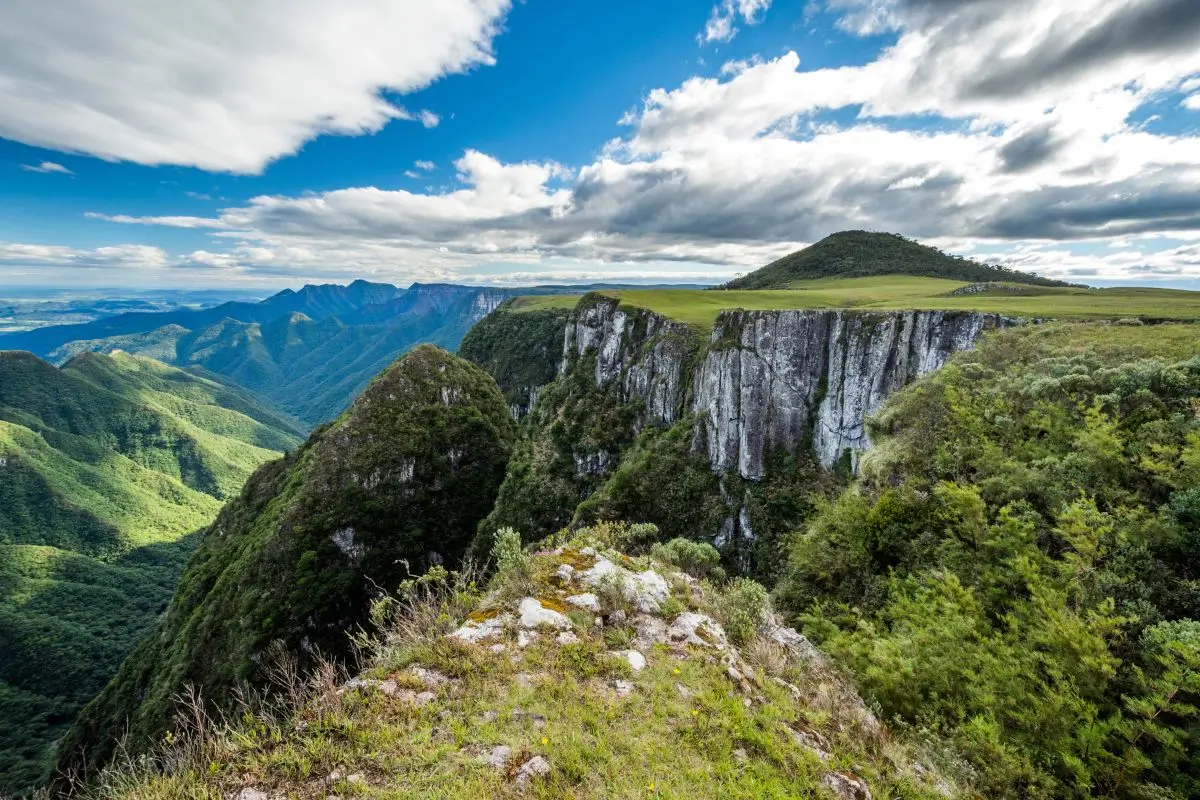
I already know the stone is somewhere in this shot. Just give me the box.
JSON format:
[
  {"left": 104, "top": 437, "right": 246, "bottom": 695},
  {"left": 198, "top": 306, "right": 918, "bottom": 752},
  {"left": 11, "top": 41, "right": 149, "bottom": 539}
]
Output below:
[
  {"left": 556, "top": 631, "right": 580, "bottom": 645},
  {"left": 634, "top": 614, "right": 669, "bottom": 646},
  {"left": 514, "top": 755, "right": 551, "bottom": 788},
  {"left": 450, "top": 613, "right": 511, "bottom": 644},
  {"left": 788, "top": 727, "right": 832, "bottom": 761},
  {"left": 478, "top": 744, "right": 511, "bottom": 769},
  {"left": 555, "top": 563, "right": 575, "bottom": 582},
  {"left": 619, "top": 649, "right": 646, "bottom": 672},
  {"left": 519, "top": 597, "right": 572, "bottom": 630},
  {"left": 410, "top": 665, "right": 451, "bottom": 688},
  {"left": 768, "top": 625, "right": 827, "bottom": 667},
  {"left": 614, "top": 679, "right": 634, "bottom": 699},
  {"left": 609, "top": 609, "right": 627, "bottom": 625},
  {"left": 822, "top": 772, "right": 872, "bottom": 800},
  {"left": 580, "top": 546, "right": 597, "bottom": 557},
  {"left": 517, "top": 630, "right": 539, "bottom": 648},
  {"left": 579, "top": 560, "right": 670, "bottom": 613},
  {"left": 667, "top": 613, "right": 727, "bottom": 648},
  {"left": 489, "top": 643, "right": 507, "bottom": 654},
  {"left": 413, "top": 691, "right": 437, "bottom": 705},
  {"left": 232, "top": 790, "right": 268, "bottom": 800},
  {"left": 565, "top": 592, "right": 601, "bottom": 613}
]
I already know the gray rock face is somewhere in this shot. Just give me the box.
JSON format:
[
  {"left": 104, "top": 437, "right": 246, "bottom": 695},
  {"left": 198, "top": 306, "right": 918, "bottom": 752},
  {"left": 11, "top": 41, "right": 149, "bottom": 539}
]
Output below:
[
  {"left": 562, "top": 297, "right": 691, "bottom": 429},
  {"left": 693, "top": 309, "right": 1008, "bottom": 476},
  {"left": 560, "top": 297, "right": 1008, "bottom": 477}
]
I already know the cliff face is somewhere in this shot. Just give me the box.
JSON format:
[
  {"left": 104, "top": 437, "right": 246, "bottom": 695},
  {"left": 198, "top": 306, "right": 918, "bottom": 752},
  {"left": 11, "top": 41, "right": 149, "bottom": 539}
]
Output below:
[
  {"left": 697, "top": 308, "right": 1006, "bottom": 476},
  {"left": 563, "top": 298, "right": 1009, "bottom": 477}
]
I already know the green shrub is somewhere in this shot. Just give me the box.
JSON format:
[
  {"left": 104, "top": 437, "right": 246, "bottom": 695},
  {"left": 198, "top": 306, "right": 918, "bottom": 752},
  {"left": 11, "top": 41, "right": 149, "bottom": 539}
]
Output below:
[
  {"left": 651, "top": 537, "right": 725, "bottom": 582},
  {"left": 717, "top": 578, "right": 769, "bottom": 647}
]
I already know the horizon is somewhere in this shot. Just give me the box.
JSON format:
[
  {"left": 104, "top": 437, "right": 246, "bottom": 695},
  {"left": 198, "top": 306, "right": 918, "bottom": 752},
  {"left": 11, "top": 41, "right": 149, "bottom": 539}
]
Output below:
[{"left": 0, "top": 1, "right": 1198, "bottom": 290}]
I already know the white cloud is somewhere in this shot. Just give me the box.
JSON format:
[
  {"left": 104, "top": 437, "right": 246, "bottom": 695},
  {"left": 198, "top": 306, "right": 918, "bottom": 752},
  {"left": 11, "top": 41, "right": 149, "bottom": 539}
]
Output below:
[
  {"left": 0, "top": 0, "right": 509, "bottom": 173},
  {"left": 85, "top": 212, "right": 226, "bottom": 229},
  {"left": 700, "top": 0, "right": 772, "bottom": 44},
  {"left": 73, "top": 0, "right": 1200, "bottom": 285},
  {"left": 0, "top": 241, "right": 167, "bottom": 269},
  {"left": 414, "top": 160, "right": 437, "bottom": 171},
  {"left": 20, "top": 161, "right": 73, "bottom": 174},
  {"left": 1184, "top": 94, "right": 1200, "bottom": 110}
]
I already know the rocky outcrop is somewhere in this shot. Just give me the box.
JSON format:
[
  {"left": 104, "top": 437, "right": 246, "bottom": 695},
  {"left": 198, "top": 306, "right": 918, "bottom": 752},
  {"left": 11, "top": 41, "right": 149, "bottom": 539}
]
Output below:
[
  {"left": 561, "top": 297, "right": 692, "bottom": 429},
  {"left": 562, "top": 298, "right": 1009, "bottom": 476}
]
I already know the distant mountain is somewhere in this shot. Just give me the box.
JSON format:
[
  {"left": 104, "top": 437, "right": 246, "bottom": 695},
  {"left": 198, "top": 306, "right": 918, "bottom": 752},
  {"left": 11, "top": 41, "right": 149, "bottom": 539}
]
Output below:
[
  {"left": 0, "top": 279, "right": 402, "bottom": 356},
  {"left": 721, "top": 231, "right": 1077, "bottom": 289},
  {"left": 47, "top": 284, "right": 512, "bottom": 424},
  {"left": 0, "top": 351, "right": 303, "bottom": 794}
]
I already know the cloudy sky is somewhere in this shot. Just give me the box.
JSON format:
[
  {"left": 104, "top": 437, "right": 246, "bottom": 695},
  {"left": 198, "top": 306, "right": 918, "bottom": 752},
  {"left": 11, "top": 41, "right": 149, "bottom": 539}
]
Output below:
[{"left": 1, "top": 0, "right": 1199, "bottom": 289}]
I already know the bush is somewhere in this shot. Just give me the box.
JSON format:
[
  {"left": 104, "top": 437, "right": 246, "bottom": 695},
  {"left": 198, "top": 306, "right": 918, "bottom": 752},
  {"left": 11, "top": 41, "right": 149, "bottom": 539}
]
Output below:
[
  {"left": 651, "top": 537, "right": 725, "bottom": 582},
  {"left": 717, "top": 578, "right": 769, "bottom": 646}
]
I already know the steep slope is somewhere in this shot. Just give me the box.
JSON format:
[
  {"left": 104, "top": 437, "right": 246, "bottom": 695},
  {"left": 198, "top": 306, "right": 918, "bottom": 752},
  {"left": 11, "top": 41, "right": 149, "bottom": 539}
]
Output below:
[
  {"left": 458, "top": 300, "right": 573, "bottom": 418},
  {"left": 76, "top": 522, "right": 962, "bottom": 800},
  {"left": 474, "top": 295, "right": 1006, "bottom": 562},
  {"left": 47, "top": 285, "right": 517, "bottom": 425},
  {"left": 722, "top": 231, "right": 1075, "bottom": 289},
  {"left": 56, "top": 346, "right": 516, "bottom": 786},
  {"left": 0, "top": 352, "right": 303, "bottom": 795},
  {"left": 775, "top": 322, "right": 1200, "bottom": 799}
]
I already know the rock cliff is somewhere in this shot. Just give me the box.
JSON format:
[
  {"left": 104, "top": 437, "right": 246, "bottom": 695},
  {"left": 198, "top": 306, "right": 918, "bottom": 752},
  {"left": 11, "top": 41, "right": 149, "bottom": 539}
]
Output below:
[{"left": 562, "top": 297, "right": 1009, "bottom": 476}]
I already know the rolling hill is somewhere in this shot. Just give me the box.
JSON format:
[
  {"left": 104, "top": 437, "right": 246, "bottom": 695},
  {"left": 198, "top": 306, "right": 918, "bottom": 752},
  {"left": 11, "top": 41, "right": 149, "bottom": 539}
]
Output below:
[
  {"left": 0, "top": 350, "right": 303, "bottom": 794},
  {"left": 721, "top": 230, "right": 1076, "bottom": 289}
]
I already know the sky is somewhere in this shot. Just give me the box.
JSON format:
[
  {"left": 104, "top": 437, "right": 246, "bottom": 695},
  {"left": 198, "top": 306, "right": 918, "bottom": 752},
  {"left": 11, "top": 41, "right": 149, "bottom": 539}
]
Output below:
[{"left": 0, "top": 0, "right": 1199, "bottom": 290}]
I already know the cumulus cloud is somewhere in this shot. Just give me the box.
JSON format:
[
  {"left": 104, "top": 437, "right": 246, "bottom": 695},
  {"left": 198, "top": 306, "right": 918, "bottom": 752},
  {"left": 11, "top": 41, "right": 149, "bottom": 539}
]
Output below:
[
  {"left": 20, "top": 161, "right": 73, "bottom": 174},
  {"left": 0, "top": 0, "right": 509, "bottom": 173},
  {"left": 78, "top": 0, "right": 1200, "bottom": 284},
  {"left": 701, "top": 0, "right": 772, "bottom": 44},
  {"left": 0, "top": 242, "right": 167, "bottom": 269}
]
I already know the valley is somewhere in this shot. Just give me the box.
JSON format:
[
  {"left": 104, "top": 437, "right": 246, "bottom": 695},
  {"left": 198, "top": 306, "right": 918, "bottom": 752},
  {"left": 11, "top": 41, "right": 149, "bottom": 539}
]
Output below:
[{"left": 6, "top": 232, "right": 1200, "bottom": 799}]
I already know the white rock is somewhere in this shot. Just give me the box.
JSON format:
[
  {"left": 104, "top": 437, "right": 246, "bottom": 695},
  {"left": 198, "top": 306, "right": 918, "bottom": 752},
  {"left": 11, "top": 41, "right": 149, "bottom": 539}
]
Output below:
[
  {"left": 768, "top": 625, "right": 827, "bottom": 667},
  {"left": 410, "top": 666, "right": 450, "bottom": 688},
  {"left": 555, "top": 563, "right": 575, "bottom": 582},
  {"left": 619, "top": 649, "right": 646, "bottom": 672},
  {"left": 517, "top": 630, "right": 539, "bottom": 649},
  {"left": 634, "top": 614, "right": 668, "bottom": 646},
  {"left": 667, "top": 613, "right": 727, "bottom": 648},
  {"left": 489, "top": 643, "right": 507, "bottom": 654},
  {"left": 556, "top": 631, "right": 580, "bottom": 645},
  {"left": 614, "top": 679, "right": 634, "bottom": 699},
  {"left": 450, "top": 612, "right": 511, "bottom": 644},
  {"left": 580, "top": 560, "right": 670, "bottom": 613},
  {"left": 565, "top": 593, "right": 601, "bottom": 613},
  {"left": 479, "top": 744, "right": 511, "bottom": 768},
  {"left": 232, "top": 790, "right": 268, "bottom": 800},
  {"left": 580, "top": 546, "right": 597, "bottom": 556},
  {"left": 518, "top": 597, "right": 571, "bottom": 630},
  {"left": 413, "top": 691, "right": 437, "bottom": 705},
  {"left": 788, "top": 726, "right": 832, "bottom": 761},
  {"left": 822, "top": 771, "right": 872, "bottom": 800},
  {"left": 514, "top": 755, "right": 551, "bottom": 788}
]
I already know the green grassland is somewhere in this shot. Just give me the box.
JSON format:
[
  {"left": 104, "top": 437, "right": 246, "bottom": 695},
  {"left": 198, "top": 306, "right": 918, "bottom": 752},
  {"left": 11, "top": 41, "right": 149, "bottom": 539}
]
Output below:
[{"left": 511, "top": 276, "right": 1200, "bottom": 328}]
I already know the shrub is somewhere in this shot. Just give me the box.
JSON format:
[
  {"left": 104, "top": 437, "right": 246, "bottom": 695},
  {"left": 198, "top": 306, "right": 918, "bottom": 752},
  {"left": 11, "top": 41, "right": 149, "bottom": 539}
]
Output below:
[
  {"left": 717, "top": 578, "right": 770, "bottom": 647},
  {"left": 651, "top": 537, "right": 726, "bottom": 582}
]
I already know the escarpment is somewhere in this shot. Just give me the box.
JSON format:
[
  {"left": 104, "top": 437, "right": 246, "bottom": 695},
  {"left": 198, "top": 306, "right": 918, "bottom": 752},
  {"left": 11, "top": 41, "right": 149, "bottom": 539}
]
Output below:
[
  {"left": 475, "top": 295, "right": 1011, "bottom": 548},
  {"left": 55, "top": 345, "right": 516, "bottom": 785}
]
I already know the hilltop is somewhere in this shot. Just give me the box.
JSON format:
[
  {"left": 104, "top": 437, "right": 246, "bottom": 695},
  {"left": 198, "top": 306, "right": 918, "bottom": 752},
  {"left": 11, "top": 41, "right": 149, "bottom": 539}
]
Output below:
[
  {"left": 76, "top": 522, "right": 959, "bottom": 800},
  {"left": 721, "top": 231, "right": 1075, "bottom": 290},
  {"left": 0, "top": 350, "right": 303, "bottom": 795}
]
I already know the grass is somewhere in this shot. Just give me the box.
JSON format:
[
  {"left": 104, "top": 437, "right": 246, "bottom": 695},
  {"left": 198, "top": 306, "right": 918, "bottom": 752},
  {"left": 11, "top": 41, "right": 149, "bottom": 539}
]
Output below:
[
  {"left": 76, "top": 528, "right": 960, "bottom": 800},
  {"left": 510, "top": 276, "right": 1200, "bottom": 328}
]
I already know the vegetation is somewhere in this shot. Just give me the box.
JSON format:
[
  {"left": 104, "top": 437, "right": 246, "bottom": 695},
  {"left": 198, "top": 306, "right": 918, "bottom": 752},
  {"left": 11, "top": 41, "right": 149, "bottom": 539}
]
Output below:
[
  {"left": 721, "top": 231, "right": 1076, "bottom": 289},
  {"left": 54, "top": 346, "right": 516, "bottom": 788},
  {"left": 67, "top": 523, "right": 961, "bottom": 800},
  {"left": 513, "top": 277, "right": 1200, "bottom": 328},
  {"left": 459, "top": 301, "right": 572, "bottom": 415},
  {"left": 0, "top": 351, "right": 301, "bottom": 796},
  {"left": 775, "top": 321, "right": 1200, "bottom": 799}
]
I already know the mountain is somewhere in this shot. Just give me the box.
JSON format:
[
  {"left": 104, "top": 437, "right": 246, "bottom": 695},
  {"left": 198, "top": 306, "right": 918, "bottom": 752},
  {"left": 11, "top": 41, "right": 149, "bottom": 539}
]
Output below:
[
  {"left": 0, "top": 351, "right": 304, "bottom": 795},
  {"left": 73, "top": 521, "right": 961, "bottom": 800},
  {"left": 0, "top": 279, "right": 403, "bottom": 357},
  {"left": 44, "top": 284, "right": 511, "bottom": 425},
  {"left": 55, "top": 346, "right": 515, "bottom": 786},
  {"left": 721, "top": 230, "right": 1077, "bottom": 289}
]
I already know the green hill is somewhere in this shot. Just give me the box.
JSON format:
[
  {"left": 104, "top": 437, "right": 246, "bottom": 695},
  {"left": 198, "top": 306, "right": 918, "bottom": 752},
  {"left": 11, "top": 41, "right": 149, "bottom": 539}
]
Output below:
[
  {"left": 0, "top": 350, "right": 303, "bottom": 794},
  {"left": 722, "top": 230, "right": 1075, "bottom": 289},
  {"left": 54, "top": 346, "right": 516, "bottom": 787}
]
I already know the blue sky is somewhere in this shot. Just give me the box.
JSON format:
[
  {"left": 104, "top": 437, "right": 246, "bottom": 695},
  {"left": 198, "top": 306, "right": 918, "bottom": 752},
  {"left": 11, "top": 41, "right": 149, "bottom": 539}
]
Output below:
[{"left": 1, "top": 0, "right": 1199, "bottom": 289}]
